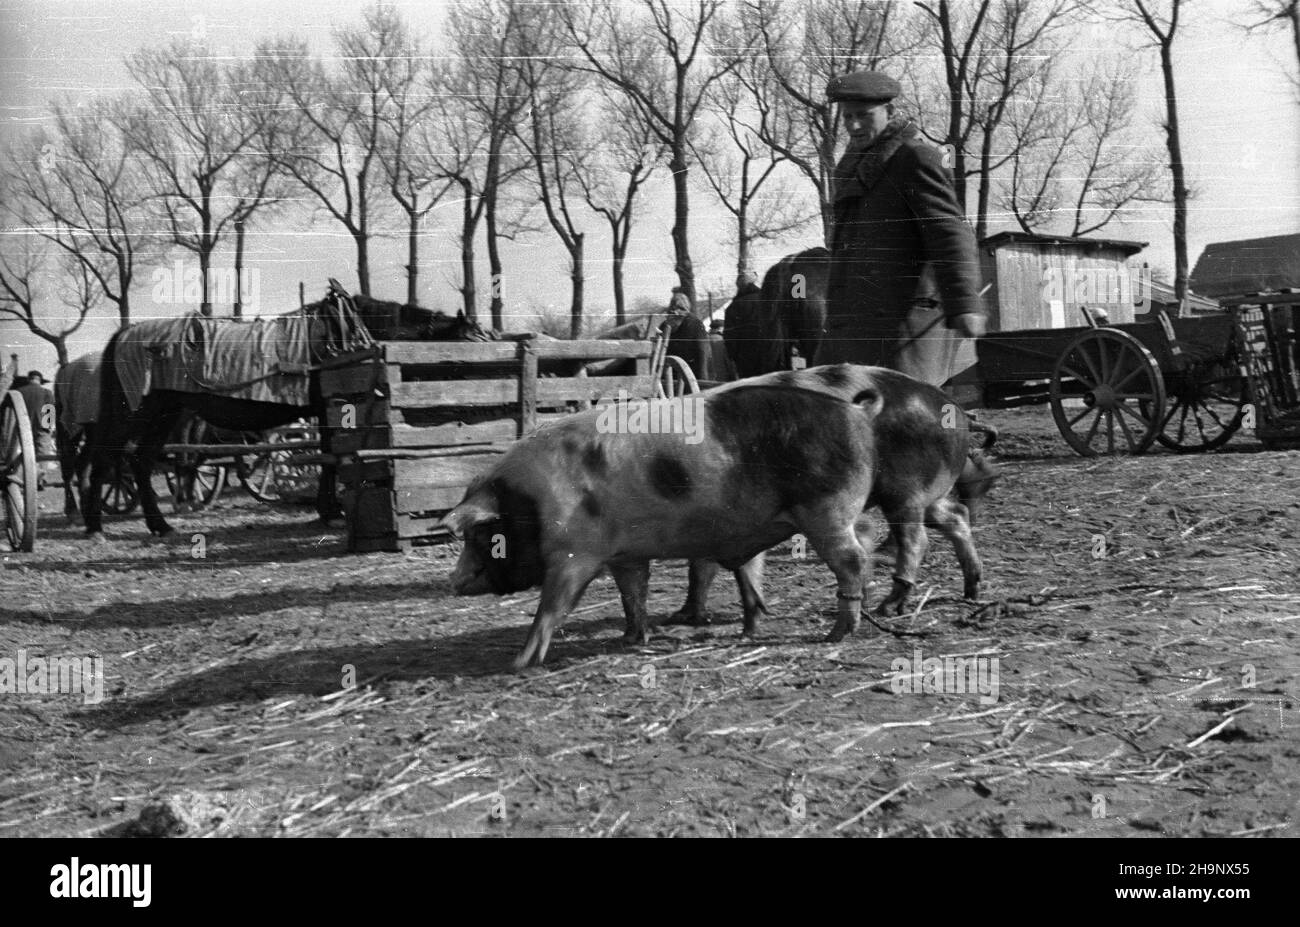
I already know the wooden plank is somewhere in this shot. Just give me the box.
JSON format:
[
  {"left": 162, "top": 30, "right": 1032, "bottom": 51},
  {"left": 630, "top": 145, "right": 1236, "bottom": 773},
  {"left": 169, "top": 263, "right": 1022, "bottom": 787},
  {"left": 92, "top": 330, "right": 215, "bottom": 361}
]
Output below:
[
  {"left": 354, "top": 444, "right": 504, "bottom": 461},
  {"left": 319, "top": 362, "right": 385, "bottom": 398},
  {"left": 531, "top": 339, "right": 653, "bottom": 360},
  {"left": 383, "top": 341, "right": 520, "bottom": 364},
  {"left": 518, "top": 340, "right": 538, "bottom": 437},
  {"left": 536, "top": 375, "right": 654, "bottom": 403},
  {"left": 394, "top": 484, "right": 472, "bottom": 514},
  {"left": 390, "top": 452, "right": 504, "bottom": 490},
  {"left": 389, "top": 419, "right": 517, "bottom": 447},
  {"left": 390, "top": 379, "right": 518, "bottom": 407}
]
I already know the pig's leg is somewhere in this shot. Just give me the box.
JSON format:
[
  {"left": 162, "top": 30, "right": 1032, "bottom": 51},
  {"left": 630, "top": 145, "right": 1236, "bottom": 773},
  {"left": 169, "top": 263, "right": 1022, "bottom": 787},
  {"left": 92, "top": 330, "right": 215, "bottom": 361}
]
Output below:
[
  {"left": 735, "top": 553, "right": 769, "bottom": 637},
  {"left": 877, "top": 504, "right": 929, "bottom": 617},
  {"left": 802, "top": 523, "right": 870, "bottom": 642},
  {"left": 609, "top": 560, "right": 653, "bottom": 644},
  {"left": 513, "top": 556, "right": 604, "bottom": 672},
  {"left": 666, "top": 559, "right": 719, "bottom": 627},
  {"left": 925, "top": 497, "right": 983, "bottom": 600}
]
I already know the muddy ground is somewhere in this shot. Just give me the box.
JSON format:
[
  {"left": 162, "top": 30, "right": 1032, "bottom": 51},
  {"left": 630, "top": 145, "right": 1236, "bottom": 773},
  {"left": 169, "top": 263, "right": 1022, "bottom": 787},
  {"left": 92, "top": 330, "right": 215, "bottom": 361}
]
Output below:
[{"left": 2, "top": 406, "right": 1298, "bottom": 837}]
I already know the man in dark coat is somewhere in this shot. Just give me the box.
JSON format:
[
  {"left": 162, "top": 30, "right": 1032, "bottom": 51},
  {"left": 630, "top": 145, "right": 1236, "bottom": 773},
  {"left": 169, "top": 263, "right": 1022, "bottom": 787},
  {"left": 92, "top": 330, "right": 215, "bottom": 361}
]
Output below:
[
  {"left": 816, "top": 70, "right": 986, "bottom": 387},
  {"left": 16, "top": 370, "right": 56, "bottom": 489},
  {"left": 659, "top": 286, "right": 711, "bottom": 383}
]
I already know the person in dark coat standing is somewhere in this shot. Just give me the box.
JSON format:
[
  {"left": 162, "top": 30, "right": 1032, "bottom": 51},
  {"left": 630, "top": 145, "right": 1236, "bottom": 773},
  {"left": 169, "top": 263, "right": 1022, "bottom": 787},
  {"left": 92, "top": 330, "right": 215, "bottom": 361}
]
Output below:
[
  {"left": 658, "top": 286, "right": 711, "bottom": 383},
  {"left": 816, "top": 71, "right": 986, "bottom": 387},
  {"left": 16, "top": 370, "right": 56, "bottom": 489}
]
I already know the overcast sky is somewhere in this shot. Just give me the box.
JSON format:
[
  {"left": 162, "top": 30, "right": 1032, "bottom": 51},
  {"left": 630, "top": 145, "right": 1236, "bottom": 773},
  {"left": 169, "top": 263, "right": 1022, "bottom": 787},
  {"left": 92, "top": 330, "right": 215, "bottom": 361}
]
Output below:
[{"left": 2, "top": 0, "right": 1298, "bottom": 372}]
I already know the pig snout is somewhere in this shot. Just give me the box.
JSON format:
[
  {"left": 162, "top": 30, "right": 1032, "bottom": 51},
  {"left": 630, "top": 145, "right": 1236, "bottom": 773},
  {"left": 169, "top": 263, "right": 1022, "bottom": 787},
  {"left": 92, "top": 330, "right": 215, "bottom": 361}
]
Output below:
[{"left": 449, "top": 545, "right": 492, "bottom": 595}]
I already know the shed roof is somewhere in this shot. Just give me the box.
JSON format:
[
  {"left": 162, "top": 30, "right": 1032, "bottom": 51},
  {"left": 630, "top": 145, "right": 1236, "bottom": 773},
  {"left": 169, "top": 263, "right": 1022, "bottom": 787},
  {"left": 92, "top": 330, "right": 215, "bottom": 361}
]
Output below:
[
  {"left": 980, "top": 231, "right": 1148, "bottom": 257},
  {"left": 1189, "top": 233, "right": 1300, "bottom": 298}
]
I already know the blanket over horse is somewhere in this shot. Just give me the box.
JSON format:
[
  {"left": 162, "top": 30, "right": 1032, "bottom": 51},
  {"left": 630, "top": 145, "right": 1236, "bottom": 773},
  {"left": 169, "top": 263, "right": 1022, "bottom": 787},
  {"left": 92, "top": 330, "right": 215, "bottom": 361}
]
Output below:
[{"left": 113, "top": 312, "right": 331, "bottom": 412}]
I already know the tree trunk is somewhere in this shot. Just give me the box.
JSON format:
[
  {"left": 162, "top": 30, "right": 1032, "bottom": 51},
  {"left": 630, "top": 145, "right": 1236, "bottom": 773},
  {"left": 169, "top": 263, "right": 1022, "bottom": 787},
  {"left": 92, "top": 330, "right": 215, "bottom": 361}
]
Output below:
[
  {"left": 354, "top": 232, "right": 371, "bottom": 297},
  {"left": 668, "top": 143, "right": 696, "bottom": 309},
  {"left": 485, "top": 200, "right": 504, "bottom": 331},
  {"left": 198, "top": 246, "right": 212, "bottom": 317},
  {"left": 233, "top": 216, "right": 246, "bottom": 319},
  {"left": 407, "top": 207, "right": 419, "bottom": 307},
  {"left": 612, "top": 234, "right": 626, "bottom": 327},
  {"left": 975, "top": 130, "right": 995, "bottom": 241},
  {"left": 460, "top": 187, "right": 478, "bottom": 321},
  {"left": 736, "top": 208, "right": 751, "bottom": 287},
  {"left": 1159, "top": 38, "right": 1189, "bottom": 305},
  {"left": 54, "top": 337, "right": 69, "bottom": 369},
  {"left": 569, "top": 233, "right": 585, "bottom": 339}
]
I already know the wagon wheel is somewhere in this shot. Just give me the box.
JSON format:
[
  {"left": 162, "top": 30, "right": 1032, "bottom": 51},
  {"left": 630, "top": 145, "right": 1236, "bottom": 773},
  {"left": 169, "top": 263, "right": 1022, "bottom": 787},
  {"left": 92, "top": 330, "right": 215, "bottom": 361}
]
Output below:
[
  {"left": 100, "top": 466, "right": 140, "bottom": 515},
  {"left": 241, "top": 427, "right": 319, "bottom": 504},
  {"left": 1, "top": 390, "right": 37, "bottom": 551},
  {"left": 165, "top": 460, "right": 227, "bottom": 511},
  {"left": 1049, "top": 328, "right": 1166, "bottom": 457},
  {"left": 657, "top": 356, "right": 700, "bottom": 398},
  {"left": 1145, "top": 356, "right": 1248, "bottom": 453}
]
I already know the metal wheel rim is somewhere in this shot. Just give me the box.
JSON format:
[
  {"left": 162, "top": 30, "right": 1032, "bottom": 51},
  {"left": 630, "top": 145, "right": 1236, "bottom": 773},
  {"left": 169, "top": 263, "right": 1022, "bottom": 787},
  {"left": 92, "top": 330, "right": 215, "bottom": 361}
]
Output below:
[
  {"left": 1049, "top": 329, "right": 1166, "bottom": 457},
  {"left": 1, "top": 391, "right": 37, "bottom": 551}
]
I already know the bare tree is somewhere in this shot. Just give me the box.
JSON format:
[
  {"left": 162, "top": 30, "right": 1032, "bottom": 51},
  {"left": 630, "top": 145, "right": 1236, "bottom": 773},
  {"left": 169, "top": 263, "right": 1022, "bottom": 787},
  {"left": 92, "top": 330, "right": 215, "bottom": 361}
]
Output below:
[
  {"left": 911, "top": 0, "right": 1080, "bottom": 237},
  {"left": 0, "top": 230, "right": 96, "bottom": 369},
  {"left": 118, "top": 39, "right": 289, "bottom": 316},
  {"left": 739, "top": 0, "right": 911, "bottom": 242},
  {"left": 563, "top": 0, "right": 739, "bottom": 308},
  {"left": 1102, "top": 0, "right": 1192, "bottom": 302},
  {"left": 431, "top": 1, "right": 536, "bottom": 329},
  {"left": 254, "top": 11, "right": 404, "bottom": 297},
  {"left": 1001, "top": 54, "right": 1168, "bottom": 236},
  {"left": 370, "top": 6, "right": 450, "bottom": 306},
  {"left": 514, "top": 12, "right": 594, "bottom": 338},
  {"left": 5, "top": 99, "right": 157, "bottom": 326},
  {"left": 693, "top": 24, "right": 817, "bottom": 285},
  {"left": 1238, "top": 0, "right": 1300, "bottom": 98},
  {"left": 575, "top": 93, "right": 662, "bottom": 326}
]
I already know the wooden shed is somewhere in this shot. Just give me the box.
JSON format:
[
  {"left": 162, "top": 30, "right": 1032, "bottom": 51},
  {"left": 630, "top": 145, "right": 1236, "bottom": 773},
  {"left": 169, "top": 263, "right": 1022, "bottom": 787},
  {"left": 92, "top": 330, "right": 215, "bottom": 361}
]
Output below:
[{"left": 978, "top": 231, "right": 1149, "bottom": 331}]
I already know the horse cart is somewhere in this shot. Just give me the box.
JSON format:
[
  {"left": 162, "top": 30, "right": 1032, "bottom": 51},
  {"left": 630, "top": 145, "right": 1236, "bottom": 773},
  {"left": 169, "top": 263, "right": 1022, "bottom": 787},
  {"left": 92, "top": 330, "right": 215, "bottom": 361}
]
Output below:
[
  {"left": 1, "top": 313, "right": 691, "bottom": 552},
  {"left": 973, "top": 292, "right": 1300, "bottom": 456}
]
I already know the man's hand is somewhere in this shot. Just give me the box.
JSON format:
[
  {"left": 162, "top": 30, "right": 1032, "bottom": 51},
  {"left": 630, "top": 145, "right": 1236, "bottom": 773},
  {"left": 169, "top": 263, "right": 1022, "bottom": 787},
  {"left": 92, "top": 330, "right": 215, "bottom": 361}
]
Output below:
[{"left": 948, "top": 313, "right": 986, "bottom": 338}]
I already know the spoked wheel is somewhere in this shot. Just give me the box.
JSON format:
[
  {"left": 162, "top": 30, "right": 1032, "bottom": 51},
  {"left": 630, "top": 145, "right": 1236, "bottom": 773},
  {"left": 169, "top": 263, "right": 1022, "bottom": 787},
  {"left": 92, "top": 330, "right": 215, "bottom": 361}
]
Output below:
[
  {"left": 2, "top": 390, "right": 37, "bottom": 551},
  {"left": 657, "top": 356, "right": 700, "bottom": 399},
  {"left": 165, "top": 460, "right": 227, "bottom": 511},
  {"left": 1145, "top": 359, "right": 1248, "bottom": 453},
  {"left": 100, "top": 466, "right": 140, "bottom": 515},
  {"left": 240, "top": 426, "right": 319, "bottom": 504},
  {"left": 1050, "top": 329, "right": 1167, "bottom": 457}
]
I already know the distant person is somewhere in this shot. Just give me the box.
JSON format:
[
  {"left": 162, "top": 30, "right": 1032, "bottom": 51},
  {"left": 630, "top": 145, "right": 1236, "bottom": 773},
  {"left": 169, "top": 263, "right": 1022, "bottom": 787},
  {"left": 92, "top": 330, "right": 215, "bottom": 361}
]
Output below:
[
  {"left": 708, "top": 318, "right": 736, "bottom": 382},
  {"left": 16, "top": 370, "right": 55, "bottom": 490},
  {"left": 658, "top": 286, "right": 710, "bottom": 383}
]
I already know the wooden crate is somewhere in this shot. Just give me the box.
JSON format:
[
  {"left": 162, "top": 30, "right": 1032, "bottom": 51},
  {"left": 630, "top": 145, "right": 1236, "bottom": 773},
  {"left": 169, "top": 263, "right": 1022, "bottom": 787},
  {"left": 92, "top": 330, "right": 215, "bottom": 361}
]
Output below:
[{"left": 320, "top": 336, "right": 654, "bottom": 552}]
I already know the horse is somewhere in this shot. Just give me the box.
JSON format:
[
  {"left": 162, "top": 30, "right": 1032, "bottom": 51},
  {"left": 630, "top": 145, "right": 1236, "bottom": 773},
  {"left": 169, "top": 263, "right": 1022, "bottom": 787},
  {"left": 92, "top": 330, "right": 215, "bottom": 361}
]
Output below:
[
  {"left": 723, "top": 248, "right": 830, "bottom": 378},
  {"left": 77, "top": 284, "right": 491, "bottom": 540},
  {"left": 350, "top": 294, "right": 497, "bottom": 343}
]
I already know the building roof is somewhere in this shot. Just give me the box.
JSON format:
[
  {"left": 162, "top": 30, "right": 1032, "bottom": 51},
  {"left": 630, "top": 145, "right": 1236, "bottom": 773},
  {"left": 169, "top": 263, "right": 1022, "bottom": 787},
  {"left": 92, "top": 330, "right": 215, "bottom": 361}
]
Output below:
[
  {"left": 1189, "top": 233, "right": 1300, "bottom": 298},
  {"left": 980, "top": 231, "right": 1149, "bottom": 257},
  {"left": 1144, "top": 279, "right": 1221, "bottom": 314}
]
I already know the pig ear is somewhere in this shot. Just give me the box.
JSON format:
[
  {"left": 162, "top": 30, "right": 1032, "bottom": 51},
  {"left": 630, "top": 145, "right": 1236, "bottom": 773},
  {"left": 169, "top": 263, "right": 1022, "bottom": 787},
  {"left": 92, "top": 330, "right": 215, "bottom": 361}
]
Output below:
[{"left": 440, "top": 494, "right": 499, "bottom": 537}]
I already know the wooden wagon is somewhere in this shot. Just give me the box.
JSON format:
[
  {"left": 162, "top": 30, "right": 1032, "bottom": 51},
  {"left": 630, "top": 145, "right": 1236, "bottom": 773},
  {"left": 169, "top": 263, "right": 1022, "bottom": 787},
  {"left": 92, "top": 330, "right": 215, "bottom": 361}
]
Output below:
[
  {"left": 973, "top": 293, "right": 1299, "bottom": 456},
  {"left": 318, "top": 335, "right": 659, "bottom": 552}
]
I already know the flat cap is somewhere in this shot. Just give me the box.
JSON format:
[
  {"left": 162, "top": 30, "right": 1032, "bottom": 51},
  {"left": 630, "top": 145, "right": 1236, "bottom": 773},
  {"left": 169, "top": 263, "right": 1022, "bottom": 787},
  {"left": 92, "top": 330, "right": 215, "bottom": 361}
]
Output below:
[{"left": 826, "top": 70, "right": 901, "bottom": 103}]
